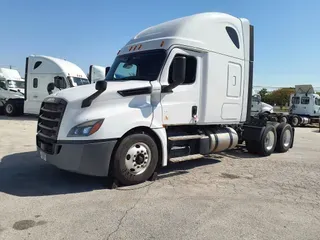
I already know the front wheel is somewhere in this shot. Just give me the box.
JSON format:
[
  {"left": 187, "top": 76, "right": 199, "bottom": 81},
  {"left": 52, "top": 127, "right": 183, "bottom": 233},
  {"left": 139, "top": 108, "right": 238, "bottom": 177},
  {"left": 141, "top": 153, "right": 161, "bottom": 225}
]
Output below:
[
  {"left": 4, "top": 101, "right": 17, "bottom": 116},
  {"left": 113, "top": 133, "right": 159, "bottom": 186}
]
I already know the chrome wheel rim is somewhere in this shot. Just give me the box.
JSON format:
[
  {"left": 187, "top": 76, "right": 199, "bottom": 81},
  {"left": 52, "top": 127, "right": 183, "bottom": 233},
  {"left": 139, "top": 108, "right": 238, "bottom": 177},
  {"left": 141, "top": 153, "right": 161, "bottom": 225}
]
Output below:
[
  {"left": 283, "top": 129, "right": 291, "bottom": 148},
  {"left": 265, "top": 131, "right": 275, "bottom": 151},
  {"left": 124, "top": 142, "right": 151, "bottom": 175},
  {"left": 5, "top": 104, "right": 13, "bottom": 114}
]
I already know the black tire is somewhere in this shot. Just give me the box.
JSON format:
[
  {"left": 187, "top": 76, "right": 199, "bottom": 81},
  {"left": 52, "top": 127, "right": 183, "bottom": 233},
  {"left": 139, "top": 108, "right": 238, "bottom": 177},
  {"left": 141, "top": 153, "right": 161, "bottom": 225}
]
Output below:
[
  {"left": 275, "top": 123, "right": 293, "bottom": 153},
  {"left": 246, "top": 140, "right": 258, "bottom": 154},
  {"left": 4, "top": 100, "right": 17, "bottom": 116},
  {"left": 291, "top": 115, "right": 299, "bottom": 127},
  {"left": 279, "top": 116, "right": 287, "bottom": 123},
  {"left": 113, "top": 133, "right": 159, "bottom": 186},
  {"left": 256, "top": 125, "right": 277, "bottom": 156}
]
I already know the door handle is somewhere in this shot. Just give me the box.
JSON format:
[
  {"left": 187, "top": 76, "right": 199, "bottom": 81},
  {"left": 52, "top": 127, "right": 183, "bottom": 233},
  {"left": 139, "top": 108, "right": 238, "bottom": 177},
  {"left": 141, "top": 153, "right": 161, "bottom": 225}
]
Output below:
[
  {"left": 192, "top": 106, "right": 198, "bottom": 116},
  {"left": 192, "top": 106, "right": 198, "bottom": 122},
  {"left": 33, "top": 95, "right": 38, "bottom": 98}
]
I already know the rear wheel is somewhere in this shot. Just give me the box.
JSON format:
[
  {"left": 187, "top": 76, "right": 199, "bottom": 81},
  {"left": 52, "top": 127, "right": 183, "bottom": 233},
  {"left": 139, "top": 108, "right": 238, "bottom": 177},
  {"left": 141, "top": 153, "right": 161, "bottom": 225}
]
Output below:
[
  {"left": 275, "top": 123, "right": 293, "bottom": 153},
  {"left": 113, "top": 133, "right": 159, "bottom": 186},
  {"left": 256, "top": 125, "right": 277, "bottom": 156},
  {"left": 291, "top": 115, "right": 299, "bottom": 127},
  {"left": 279, "top": 116, "right": 287, "bottom": 123}
]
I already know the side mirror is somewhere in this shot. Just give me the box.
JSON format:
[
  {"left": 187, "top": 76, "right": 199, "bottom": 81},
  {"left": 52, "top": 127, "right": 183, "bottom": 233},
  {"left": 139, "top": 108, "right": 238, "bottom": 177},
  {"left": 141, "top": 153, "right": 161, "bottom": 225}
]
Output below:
[
  {"left": 47, "top": 82, "right": 55, "bottom": 94},
  {"left": 95, "top": 80, "right": 107, "bottom": 92},
  {"left": 172, "top": 56, "right": 186, "bottom": 85},
  {"left": 163, "top": 56, "right": 186, "bottom": 92}
]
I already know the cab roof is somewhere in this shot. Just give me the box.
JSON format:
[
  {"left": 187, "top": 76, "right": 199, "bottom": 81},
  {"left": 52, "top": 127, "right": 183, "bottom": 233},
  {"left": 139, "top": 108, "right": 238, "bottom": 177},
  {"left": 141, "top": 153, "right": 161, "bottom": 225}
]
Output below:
[
  {"left": 120, "top": 12, "right": 249, "bottom": 60},
  {"left": 0, "top": 68, "right": 23, "bottom": 80},
  {"left": 28, "top": 55, "right": 87, "bottom": 78}
]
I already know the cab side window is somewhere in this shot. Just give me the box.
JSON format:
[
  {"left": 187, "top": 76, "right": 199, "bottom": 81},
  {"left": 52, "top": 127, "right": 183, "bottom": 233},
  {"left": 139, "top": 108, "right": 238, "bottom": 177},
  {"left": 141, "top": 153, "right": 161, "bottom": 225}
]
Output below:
[
  {"left": 315, "top": 98, "right": 320, "bottom": 106},
  {"left": 301, "top": 97, "right": 310, "bottom": 105},
  {"left": 54, "top": 76, "right": 67, "bottom": 89},
  {"left": 168, "top": 54, "right": 197, "bottom": 85},
  {"left": 291, "top": 96, "right": 300, "bottom": 104},
  {"left": 0, "top": 80, "right": 7, "bottom": 90}
]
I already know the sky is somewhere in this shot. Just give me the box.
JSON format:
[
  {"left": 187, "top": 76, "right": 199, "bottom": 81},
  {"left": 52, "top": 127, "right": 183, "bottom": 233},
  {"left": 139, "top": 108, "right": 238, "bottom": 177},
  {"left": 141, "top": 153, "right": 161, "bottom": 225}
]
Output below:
[{"left": 1, "top": 0, "right": 319, "bottom": 90}]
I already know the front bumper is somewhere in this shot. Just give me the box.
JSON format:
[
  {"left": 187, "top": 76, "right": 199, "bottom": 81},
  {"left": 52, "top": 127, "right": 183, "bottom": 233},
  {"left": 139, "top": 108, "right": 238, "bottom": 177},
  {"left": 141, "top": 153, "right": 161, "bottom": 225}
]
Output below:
[{"left": 37, "top": 137, "right": 117, "bottom": 177}]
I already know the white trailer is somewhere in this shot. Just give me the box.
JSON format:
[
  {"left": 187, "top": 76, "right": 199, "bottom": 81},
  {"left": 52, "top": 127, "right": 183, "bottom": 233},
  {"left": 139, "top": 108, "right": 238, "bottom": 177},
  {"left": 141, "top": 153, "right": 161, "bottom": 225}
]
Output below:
[
  {"left": 88, "top": 65, "right": 110, "bottom": 84},
  {"left": 36, "top": 12, "right": 295, "bottom": 186},
  {"left": 1, "top": 55, "right": 90, "bottom": 116}
]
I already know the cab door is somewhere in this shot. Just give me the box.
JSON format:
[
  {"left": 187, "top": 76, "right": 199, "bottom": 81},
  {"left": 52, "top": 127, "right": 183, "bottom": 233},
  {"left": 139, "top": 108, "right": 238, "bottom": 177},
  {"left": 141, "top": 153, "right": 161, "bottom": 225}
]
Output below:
[{"left": 159, "top": 48, "right": 202, "bottom": 125}]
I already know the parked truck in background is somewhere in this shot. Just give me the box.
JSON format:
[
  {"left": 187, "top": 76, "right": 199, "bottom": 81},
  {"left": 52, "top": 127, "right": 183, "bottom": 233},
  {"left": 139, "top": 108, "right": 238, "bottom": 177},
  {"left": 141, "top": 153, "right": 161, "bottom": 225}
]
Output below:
[
  {"left": 0, "top": 55, "right": 90, "bottom": 116},
  {"left": 0, "top": 68, "right": 25, "bottom": 93},
  {"left": 36, "top": 12, "right": 295, "bottom": 186},
  {"left": 88, "top": 65, "right": 110, "bottom": 84},
  {"left": 0, "top": 68, "right": 25, "bottom": 113},
  {"left": 259, "top": 84, "right": 320, "bottom": 127},
  {"left": 250, "top": 93, "right": 274, "bottom": 116},
  {"left": 288, "top": 85, "right": 320, "bottom": 126}
]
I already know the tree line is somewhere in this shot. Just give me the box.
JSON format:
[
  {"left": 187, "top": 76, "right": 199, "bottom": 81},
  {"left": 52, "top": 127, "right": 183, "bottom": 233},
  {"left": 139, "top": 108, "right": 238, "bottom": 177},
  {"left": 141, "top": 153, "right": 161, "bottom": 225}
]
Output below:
[{"left": 258, "top": 88, "right": 320, "bottom": 109}]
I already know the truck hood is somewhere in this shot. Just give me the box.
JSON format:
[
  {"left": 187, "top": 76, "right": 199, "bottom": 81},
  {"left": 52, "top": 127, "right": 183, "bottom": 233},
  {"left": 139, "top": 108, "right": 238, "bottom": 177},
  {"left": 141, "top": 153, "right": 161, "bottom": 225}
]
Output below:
[
  {"left": 261, "top": 102, "right": 274, "bottom": 112},
  {"left": 51, "top": 80, "right": 151, "bottom": 103},
  {"left": 261, "top": 102, "right": 273, "bottom": 109},
  {"left": 9, "top": 87, "right": 24, "bottom": 94}
]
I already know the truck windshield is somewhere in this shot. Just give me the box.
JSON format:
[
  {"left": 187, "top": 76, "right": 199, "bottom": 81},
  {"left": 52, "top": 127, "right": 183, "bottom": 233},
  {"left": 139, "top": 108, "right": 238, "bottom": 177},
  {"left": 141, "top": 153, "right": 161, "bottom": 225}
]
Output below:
[
  {"left": 72, "top": 77, "right": 90, "bottom": 86},
  {"left": 7, "top": 80, "right": 25, "bottom": 89},
  {"left": 105, "top": 49, "right": 166, "bottom": 81}
]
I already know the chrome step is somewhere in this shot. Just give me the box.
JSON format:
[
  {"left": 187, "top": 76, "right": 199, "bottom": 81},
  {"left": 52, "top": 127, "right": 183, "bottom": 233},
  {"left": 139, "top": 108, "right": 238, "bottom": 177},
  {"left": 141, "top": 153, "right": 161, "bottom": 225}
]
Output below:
[
  {"left": 168, "top": 134, "right": 204, "bottom": 141},
  {"left": 169, "top": 154, "right": 204, "bottom": 162}
]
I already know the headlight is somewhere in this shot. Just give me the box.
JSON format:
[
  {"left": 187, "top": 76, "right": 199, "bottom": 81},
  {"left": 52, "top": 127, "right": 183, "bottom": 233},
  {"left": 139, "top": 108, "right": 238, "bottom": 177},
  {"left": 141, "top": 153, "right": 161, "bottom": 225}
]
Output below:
[{"left": 67, "top": 119, "right": 104, "bottom": 137}]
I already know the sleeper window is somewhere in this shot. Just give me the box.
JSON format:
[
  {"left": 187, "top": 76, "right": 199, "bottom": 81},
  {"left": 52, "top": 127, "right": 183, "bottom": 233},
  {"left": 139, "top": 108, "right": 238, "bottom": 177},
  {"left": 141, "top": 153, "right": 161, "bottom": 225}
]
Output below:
[{"left": 33, "top": 78, "right": 38, "bottom": 88}]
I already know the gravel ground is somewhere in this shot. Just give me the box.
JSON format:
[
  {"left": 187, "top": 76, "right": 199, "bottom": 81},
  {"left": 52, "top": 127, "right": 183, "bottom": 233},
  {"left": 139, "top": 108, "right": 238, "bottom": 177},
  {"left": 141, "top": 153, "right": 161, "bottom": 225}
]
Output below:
[{"left": 0, "top": 115, "right": 319, "bottom": 240}]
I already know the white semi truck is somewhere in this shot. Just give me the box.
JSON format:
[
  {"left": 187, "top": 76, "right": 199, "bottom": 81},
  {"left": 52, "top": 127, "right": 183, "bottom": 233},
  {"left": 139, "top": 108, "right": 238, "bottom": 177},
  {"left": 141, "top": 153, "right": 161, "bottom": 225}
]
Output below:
[
  {"left": 36, "top": 12, "right": 295, "bottom": 186},
  {"left": 0, "top": 68, "right": 25, "bottom": 93},
  {"left": 287, "top": 85, "right": 320, "bottom": 126},
  {"left": 1, "top": 55, "right": 89, "bottom": 116},
  {"left": 88, "top": 65, "right": 110, "bottom": 84},
  {"left": 250, "top": 93, "right": 274, "bottom": 116},
  {"left": 0, "top": 68, "right": 25, "bottom": 114},
  {"left": 260, "top": 84, "right": 320, "bottom": 126}
]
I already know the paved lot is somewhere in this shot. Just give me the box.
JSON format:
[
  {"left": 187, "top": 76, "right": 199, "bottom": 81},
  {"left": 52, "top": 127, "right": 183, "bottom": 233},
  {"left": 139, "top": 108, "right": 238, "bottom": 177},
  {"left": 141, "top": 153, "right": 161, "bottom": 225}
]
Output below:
[{"left": 0, "top": 115, "right": 319, "bottom": 240}]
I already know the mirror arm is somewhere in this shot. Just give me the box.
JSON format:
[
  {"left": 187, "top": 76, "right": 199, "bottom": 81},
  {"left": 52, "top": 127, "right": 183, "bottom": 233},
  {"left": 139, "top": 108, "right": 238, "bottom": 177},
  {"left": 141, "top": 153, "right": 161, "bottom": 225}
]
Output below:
[{"left": 161, "top": 84, "right": 174, "bottom": 93}]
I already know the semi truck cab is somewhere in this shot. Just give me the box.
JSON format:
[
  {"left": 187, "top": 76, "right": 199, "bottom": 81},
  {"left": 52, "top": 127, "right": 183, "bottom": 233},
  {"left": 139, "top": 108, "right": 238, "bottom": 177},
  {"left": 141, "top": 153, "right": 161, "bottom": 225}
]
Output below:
[
  {"left": 36, "top": 12, "right": 295, "bottom": 186},
  {"left": 2, "top": 55, "right": 90, "bottom": 116},
  {"left": 0, "top": 68, "right": 25, "bottom": 94}
]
